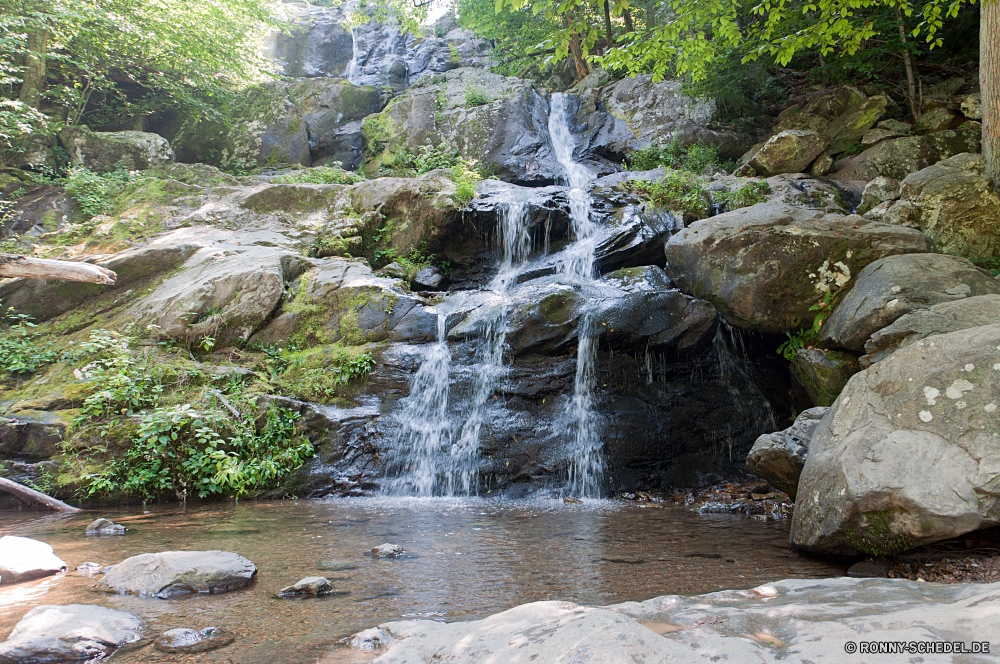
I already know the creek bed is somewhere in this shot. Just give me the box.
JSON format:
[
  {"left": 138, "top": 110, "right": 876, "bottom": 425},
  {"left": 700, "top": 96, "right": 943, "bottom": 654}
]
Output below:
[{"left": 0, "top": 498, "right": 846, "bottom": 662}]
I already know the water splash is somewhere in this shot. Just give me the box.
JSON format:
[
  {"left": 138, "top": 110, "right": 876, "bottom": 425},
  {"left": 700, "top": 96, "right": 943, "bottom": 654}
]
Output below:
[{"left": 548, "top": 92, "right": 604, "bottom": 498}]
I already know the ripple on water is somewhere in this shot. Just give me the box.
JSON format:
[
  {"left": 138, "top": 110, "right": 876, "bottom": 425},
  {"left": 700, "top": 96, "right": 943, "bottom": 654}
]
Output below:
[{"left": 0, "top": 498, "right": 846, "bottom": 663}]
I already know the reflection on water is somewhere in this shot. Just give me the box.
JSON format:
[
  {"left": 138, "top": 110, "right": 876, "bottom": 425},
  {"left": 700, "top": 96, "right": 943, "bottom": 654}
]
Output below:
[{"left": 0, "top": 499, "right": 846, "bottom": 663}]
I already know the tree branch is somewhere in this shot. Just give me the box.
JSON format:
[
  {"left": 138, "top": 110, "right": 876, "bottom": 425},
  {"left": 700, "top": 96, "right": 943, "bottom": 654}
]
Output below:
[
  {"left": 0, "top": 477, "right": 80, "bottom": 511},
  {"left": 0, "top": 254, "right": 117, "bottom": 285}
]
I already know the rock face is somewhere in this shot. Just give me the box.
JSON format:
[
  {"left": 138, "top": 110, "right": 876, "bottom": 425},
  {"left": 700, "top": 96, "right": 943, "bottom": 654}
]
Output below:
[
  {"left": 58, "top": 126, "right": 175, "bottom": 172},
  {"left": 348, "top": 577, "right": 1000, "bottom": 664},
  {"left": 862, "top": 295, "right": 1000, "bottom": 367},
  {"left": 833, "top": 125, "right": 981, "bottom": 181},
  {"left": 885, "top": 153, "right": 1000, "bottom": 259},
  {"left": 0, "top": 536, "right": 67, "bottom": 585},
  {"left": 792, "top": 323, "right": 1000, "bottom": 555},
  {"left": 856, "top": 175, "right": 901, "bottom": 214},
  {"left": 820, "top": 253, "right": 1000, "bottom": 352},
  {"left": 791, "top": 349, "right": 859, "bottom": 407},
  {"left": 0, "top": 605, "right": 143, "bottom": 663},
  {"left": 746, "top": 407, "right": 827, "bottom": 497},
  {"left": 95, "top": 550, "right": 257, "bottom": 598},
  {"left": 748, "top": 130, "right": 828, "bottom": 177},
  {"left": 662, "top": 202, "right": 929, "bottom": 333}
]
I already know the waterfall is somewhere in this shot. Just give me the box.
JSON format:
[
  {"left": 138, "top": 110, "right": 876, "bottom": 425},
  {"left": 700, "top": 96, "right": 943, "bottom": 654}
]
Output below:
[
  {"left": 385, "top": 202, "right": 531, "bottom": 496},
  {"left": 345, "top": 28, "right": 361, "bottom": 84},
  {"left": 547, "top": 93, "right": 604, "bottom": 498}
]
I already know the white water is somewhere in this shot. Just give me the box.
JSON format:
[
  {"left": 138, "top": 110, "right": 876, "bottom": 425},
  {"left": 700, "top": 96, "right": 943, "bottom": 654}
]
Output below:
[
  {"left": 548, "top": 93, "right": 604, "bottom": 498},
  {"left": 345, "top": 28, "right": 361, "bottom": 84},
  {"left": 387, "top": 202, "right": 532, "bottom": 496}
]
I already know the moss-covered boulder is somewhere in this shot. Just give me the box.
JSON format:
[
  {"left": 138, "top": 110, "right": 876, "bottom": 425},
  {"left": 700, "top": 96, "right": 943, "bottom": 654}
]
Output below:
[
  {"left": 886, "top": 153, "right": 1000, "bottom": 259},
  {"left": 59, "top": 126, "right": 175, "bottom": 172},
  {"left": 791, "top": 349, "right": 859, "bottom": 407},
  {"left": 0, "top": 410, "right": 73, "bottom": 462},
  {"left": 291, "top": 78, "right": 383, "bottom": 169},
  {"left": 821, "top": 95, "right": 887, "bottom": 155},
  {"left": 833, "top": 125, "right": 981, "bottom": 181},
  {"left": 662, "top": 202, "right": 929, "bottom": 333},
  {"left": 791, "top": 323, "right": 1000, "bottom": 555},
  {"left": 748, "top": 130, "right": 829, "bottom": 177}
]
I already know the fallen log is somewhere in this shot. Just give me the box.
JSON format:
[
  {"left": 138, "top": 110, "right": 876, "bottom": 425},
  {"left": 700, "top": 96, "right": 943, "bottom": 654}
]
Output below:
[
  {"left": 0, "top": 253, "right": 116, "bottom": 285},
  {"left": 0, "top": 477, "right": 80, "bottom": 511}
]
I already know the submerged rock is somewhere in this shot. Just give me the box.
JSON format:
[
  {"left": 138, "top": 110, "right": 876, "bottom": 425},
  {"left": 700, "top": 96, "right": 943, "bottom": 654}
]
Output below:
[
  {"left": 154, "top": 627, "right": 234, "bottom": 654},
  {"left": 347, "top": 577, "right": 1000, "bottom": 663},
  {"left": 95, "top": 550, "right": 257, "bottom": 598},
  {"left": 820, "top": 253, "right": 1000, "bottom": 352},
  {"left": 0, "top": 604, "right": 143, "bottom": 662},
  {"left": 791, "top": 323, "right": 1000, "bottom": 555},
  {"left": 371, "top": 544, "right": 404, "bottom": 557},
  {"left": 0, "top": 536, "right": 67, "bottom": 585},
  {"left": 663, "top": 202, "right": 928, "bottom": 333},
  {"left": 745, "top": 408, "right": 827, "bottom": 498},
  {"left": 85, "top": 518, "right": 126, "bottom": 536}
]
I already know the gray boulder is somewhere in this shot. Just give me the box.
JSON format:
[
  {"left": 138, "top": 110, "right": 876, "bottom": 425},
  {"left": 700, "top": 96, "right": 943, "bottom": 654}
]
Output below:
[
  {"left": 746, "top": 407, "right": 828, "bottom": 498},
  {"left": 819, "top": 253, "right": 1000, "bottom": 352},
  {"left": 59, "top": 126, "right": 174, "bottom": 172},
  {"left": 856, "top": 176, "right": 901, "bottom": 214},
  {"left": 832, "top": 125, "right": 981, "bottom": 181},
  {"left": 961, "top": 92, "right": 982, "bottom": 120},
  {"left": 0, "top": 410, "right": 71, "bottom": 462},
  {"left": 412, "top": 266, "right": 445, "bottom": 290},
  {"left": 0, "top": 536, "right": 66, "bottom": 585},
  {"left": 862, "top": 294, "right": 1000, "bottom": 367},
  {"left": 0, "top": 605, "right": 142, "bottom": 662},
  {"left": 278, "top": 576, "right": 334, "bottom": 596},
  {"left": 85, "top": 518, "right": 126, "bottom": 536},
  {"left": 915, "top": 107, "right": 957, "bottom": 134},
  {"left": 748, "top": 130, "right": 828, "bottom": 176},
  {"left": 791, "top": 349, "right": 859, "bottom": 407},
  {"left": 95, "top": 550, "right": 257, "bottom": 598},
  {"left": 886, "top": 152, "right": 1000, "bottom": 259},
  {"left": 792, "top": 323, "right": 1000, "bottom": 555},
  {"left": 821, "top": 94, "right": 887, "bottom": 155},
  {"left": 663, "top": 202, "right": 929, "bottom": 333}
]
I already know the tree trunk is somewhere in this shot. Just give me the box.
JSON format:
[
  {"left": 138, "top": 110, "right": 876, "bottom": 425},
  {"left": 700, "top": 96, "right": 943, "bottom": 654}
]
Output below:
[
  {"left": 983, "top": 0, "right": 1000, "bottom": 185},
  {"left": 896, "top": 9, "right": 922, "bottom": 121},
  {"left": 564, "top": 16, "right": 590, "bottom": 80},
  {"left": 622, "top": 8, "right": 634, "bottom": 33},
  {"left": 645, "top": 0, "right": 655, "bottom": 33},
  {"left": 0, "top": 254, "right": 117, "bottom": 285},
  {"left": 602, "top": 0, "right": 615, "bottom": 49},
  {"left": 18, "top": 25, "right": 47, "bottom": 109},
  {"left": 0, "top": 478, "right": 79, "bottom": 511}
]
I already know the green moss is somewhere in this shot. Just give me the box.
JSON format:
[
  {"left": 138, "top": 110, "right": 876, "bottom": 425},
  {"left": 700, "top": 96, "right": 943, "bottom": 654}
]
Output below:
[
  {"left": 846, "top": 510, "right": 915, "bottom": 556},
  {"left": 538, "top": 291, "right": 578, "bottom": 325}
]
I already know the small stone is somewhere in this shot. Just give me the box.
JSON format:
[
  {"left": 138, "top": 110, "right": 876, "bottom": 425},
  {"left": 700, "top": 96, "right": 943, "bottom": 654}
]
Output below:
[
  {"left": 85, "top": 518, "right": 126, "bottom": 536},
  {"left": 847, "top": 560, "right": 892, "bottom": 578},
  {"left": 154, "top": 627, "right": 235, "bottom": 654},
  {"left": 413, "top": 266, "right": 446, "bottom": 290},
  {"left": 810, "top": 154, "right": 834, "bottom": 176},
  {"left": 371, "top": 544, "right": 404, "bottom": 557},
  {"left": 278, "top": 576, "right": 333, "bottom": 596},
  {"left": 380, "top": 262, "right": 408, "bottom": 279}
]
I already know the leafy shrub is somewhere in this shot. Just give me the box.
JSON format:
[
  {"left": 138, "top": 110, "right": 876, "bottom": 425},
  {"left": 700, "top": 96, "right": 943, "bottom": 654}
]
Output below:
[
  {"left": 272, "top": 164, "right": 364, "bottom": 185},
  {"left": 0, "top": 100, "right": 50, "bottom": 161},
  {"left": 450, "top": 160, "right": 481, "bottom": 205},
  {"left": 73, "top": 330, "right": 162, "bottom": 423},
  {"left": 415, "top": 145, "right": 461, "bottom": 174},
  {"left": 464, "top": 85, "right": 490, "bottom": 107},
  {"left": 629, "top": 139, "right": 721, "bottom": 175},
  {"left": 62, "top": 165, "right": 138, "bottom": 220},
  {"left": 290, "top": 346, "right": 375, "bottom": 401},
  {"left": 621, "top": 170, "right": 709, "bottom": 221},
  {"left": 0, "top": 308, "right": 58, "bottom": 375},
  {"left": 776, "top": 290, "right": 841, "bottom": 360},
  {"left": 719, "top": 181, "right": 770, "bottom": 210}
]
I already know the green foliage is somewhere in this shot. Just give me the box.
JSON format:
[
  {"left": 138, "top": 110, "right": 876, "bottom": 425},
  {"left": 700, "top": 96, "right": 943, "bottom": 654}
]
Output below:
[
  {"left": 451, "top": 160, "right": 481, "bottom": 206},
  {"left": 272, "top": 164, "right": 365, "bottom": 185},
  {"left": 464, "top": 85, "right": 490, "bottom": 107},
  {"left": 291, "top": 345, "right": 375, "bottom": 401},
  {"left": 86, "top": 401, "right": 314, "bottom": 501},
  {"left": 972, "top": 257, "right": 1000, "bottom": 277},
  {"left": 73, "top": 329, "right": 162, "bottom": 423},
  {"left": 719, "top": 181, "right": 770, "bottom": 210},
  {"left": 0, "top": 100, "right": 50, "bottom": 161},
  {"left": 629, "top": 139, "right": 722, "bottom": 174},
  {"left": 62, "top": 164, "right": 138, "bottom": 220},
  {"left": 776, "top": 289, "right": 841, "bottom": 360},
  {"left": 414, "top": 145, "right": 461, "bottom": 174},
  {"left": 621, "top": 170, "right": 709, "bottom": 221},
  {"left": 456, "top": 0, "right": 560, "bottom": 76},
  {"left": 0, "top": 308, "right": 59, "bottom": 375}
]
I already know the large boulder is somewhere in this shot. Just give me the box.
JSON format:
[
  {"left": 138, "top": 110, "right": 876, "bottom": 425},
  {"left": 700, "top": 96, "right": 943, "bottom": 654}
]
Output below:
[
  {"left": 662, "top": 202, "right": 929, "bottom": 333},
  {"left": 289, "top": 78, "right": 385, "bottom": 169},
  {"left": 0, "top": 605, "right": 142, "bottom": 662},
  {"left": 821, "top": 94, "right": 887, "bottom": 155},
  {"left": 832, "top": 125, "right": 981, "bottom": 181},
  {"left": 0, "top": 536, "right": 67, "bottom": 585},
  {"left": 748, "top": 130, "right": 828, "bottom": 177},
  {"left": 0, "top": 410, "right": 70, "bottom": 461},
  {"left": 791, "top": 349, "right": 859, "bottom": 407},
  {"left": 862, "top": 294, "right": 1000, "bottom": 367},
  {"left": 58, "top": 126, "right": 174, "bottom": 173},
  {"left": 819, "top": 253, "right": 1000, "bottom": 352},
  {"left": 95, "top": 550, "right": 257, "bottom": 598},
  {"left": 348, "top": 577, "right": 1000, "bottom": 663},
  {"left": 362, "top": 68, "right": 557, "bottom": 184},
  {"left": 746, "top": 407, "right": 827, "bottom": 498},
  {"left": 791, "top": 323, "right": 1000, "bottom": 555},
  {"left": 885, "top": 153, "right": 1000, "bottom": 259}
]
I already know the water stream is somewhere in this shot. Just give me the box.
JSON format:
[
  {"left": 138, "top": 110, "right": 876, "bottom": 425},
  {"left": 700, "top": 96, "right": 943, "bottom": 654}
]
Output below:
[
  {"left": 345, "top": 28, "right": 361, "bottom": 84},
  {"left": 548, "top": 93, "right": 604, "bottom": 498}
]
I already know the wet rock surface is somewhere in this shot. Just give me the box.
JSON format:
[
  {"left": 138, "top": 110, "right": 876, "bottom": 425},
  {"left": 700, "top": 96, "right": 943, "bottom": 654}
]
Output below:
[
  {"left": 0, "top": 536, "right": 67, "bottom": 585},
  {"left": 95, "top": 550, "right": 257, "bottom": 598},
  {"left": 154, "top": 626, "right": 234, "bottom": 654},
  {"left": 85, "top": 518, "right": 126, "bottom": 536},
  {"left": 348, "top": 577, "right": 1000, "bottom": 663},
  {"left": 278, "top": 576, "right": 335, "bottom": 596},
  {"left": 0, "top": 604, "right": 143, "bottom": 662}
]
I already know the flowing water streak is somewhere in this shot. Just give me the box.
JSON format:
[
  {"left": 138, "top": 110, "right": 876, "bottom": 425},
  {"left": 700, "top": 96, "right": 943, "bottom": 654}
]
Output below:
[
  {"left": 548, "top": 93, "right": 604, "bottom": 497},
  {"left": 388, "top": 202, "right": 531, "bottom": 496},
  {"left": 345, "top": 28, "right": 361, "bottom": 84}
]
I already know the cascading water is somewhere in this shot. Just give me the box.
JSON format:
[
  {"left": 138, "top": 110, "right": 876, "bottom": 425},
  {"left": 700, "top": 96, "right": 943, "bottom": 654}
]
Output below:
[
  {"left": 547, "top": 93, "right": 604, "bottom": 498},
  {"left": 385, "top": 202, "right": 531, "bottom": 496},
  {"left": 345, "top": 28, "right": 361, "bottom": 84}
]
